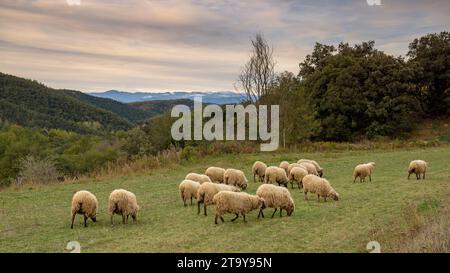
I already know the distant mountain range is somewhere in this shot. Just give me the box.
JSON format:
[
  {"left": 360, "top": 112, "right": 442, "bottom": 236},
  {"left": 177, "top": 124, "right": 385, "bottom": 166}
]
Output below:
[{"left": 89, "top": 90, "right": 246, "bottom": 104}]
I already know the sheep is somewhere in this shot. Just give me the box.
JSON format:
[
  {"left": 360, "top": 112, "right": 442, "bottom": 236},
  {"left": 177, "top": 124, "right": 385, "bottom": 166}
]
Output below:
[
  {"left": 205, "top": 167, "right": 226, "bottom": 183},
  {"left": 70, "top": 190, "right": 98, "bottom": 229},
  {"left": 408, "top": 160, "right": 428, "bottom": 180},
  {"left": 197, "top": 182, "right": 241, "bottom": 216},
  {"left": 256, "top": 184, "right": 294, "bottom": 219},
  {"left": 353, "top": 162, "right": 376, "bottom": 183},
  {"left": 185, "top": 173, "right": 212, "bottom": 184},
  {"left": 302, "top": 174, "right": 339, "bottom": 202},
  {"left": 298, "top": 159, "right": 324, "bottom": 177},
  {"left": 289, "top": 166, "right": 309, "bottom": 189},
  {"left": 264, "top": 166, "right": 289, "bottom": 187},
  {"left": 108, "top": 189, "right": 139, "bottom": 224},
  {"left": 179, "top": 179, "right": 201, "bottom": 206},
  {"left": 223, "top": 168, "right": 248, "bottom": 190},
  {"left": 213, "top": 191, "right": 265, "bottom": 224},
  {"left": 252, "top": 161, "right": 267, "bottom": 183},
  {"left": 279, "top": 161, "right": 290, "bottom": 175},
  {"left": 287, "top": 163, "right": 304, "bottom": 176},
  {"left": 299, "top": 162, "right": 319, "bottom": 176}
]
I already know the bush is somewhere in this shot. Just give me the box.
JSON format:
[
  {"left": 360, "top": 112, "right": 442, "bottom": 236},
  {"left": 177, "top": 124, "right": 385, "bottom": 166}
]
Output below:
[{"left": 18, "top": 156, "right": 61, "bottom": 185}]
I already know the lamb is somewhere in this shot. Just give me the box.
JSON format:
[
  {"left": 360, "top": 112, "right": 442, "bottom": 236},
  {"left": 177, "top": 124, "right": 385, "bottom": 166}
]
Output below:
[
  {"left": 179, "top": 179, "right": 201, "bottom": 206},
  {"left": 197, "top": 182, "right": 241, "bottom": 216},
  {"left": 408, "top": 160, "right": 428, "bottom": 180},
  {"left": 279, "top": 161, "right": 290, "bottom": 175},
  {"left": 205, "top": 167, "right": 226, "bottom": 183},
  {"left": 298, "top": 162, "right": 319, "bottom": 176},
  {"left": 223, "top": 168, "right": 248, "bottom": 189},
  {"left": 185, "top": 173, "right": 212, "bottom": 184},
  {"left": 298, "top": 159, "right": 324, "bottom": 177},
  {"left": 302, "top": 174, "right": 339, "bottom": 202},
  {"left": 353, "top": 162, "right": 376, "bottom": 183},
  {"left": 264, "top": 166, "right": 289, "bottom": 187},
  {"left": 213, "top": 191, "right": 265, "bottom": 224},
  {"left": 70, "top": 190, "right": 98, "bottom": 229},
  {"left": 252, "top": 161, "right": 267, "bottom": 183},
  {"left": 108, "top": 189, "right": 139, "bottom": 224},
  {"left": 289, "top": 166, "right": 309, "bottom": 189},
  {"left": 256, "top": 184, "right": 294, "bottom": 218}
]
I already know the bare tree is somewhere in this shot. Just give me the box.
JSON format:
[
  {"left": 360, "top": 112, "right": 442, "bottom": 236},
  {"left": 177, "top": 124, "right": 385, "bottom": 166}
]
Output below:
[{"left": 237, "top": 34, "right": 276, "bottom": 102}]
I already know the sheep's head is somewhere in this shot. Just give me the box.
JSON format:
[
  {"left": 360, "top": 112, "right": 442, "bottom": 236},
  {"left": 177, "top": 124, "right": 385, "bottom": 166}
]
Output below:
[
  {"left": 258, "top": 197, "right": 266, "bottom": 209},
  {"left": 91, "top": 213, "right": 97, "bottom": 222},
  {"left": 329, "top": 191, "right": 339, "bottom": 201},
  {"left": 318, "top": 169, "right": 324, "bottom": 177},
  {"left": 286, "top": 202, "right": 294, "bottom": 216}
]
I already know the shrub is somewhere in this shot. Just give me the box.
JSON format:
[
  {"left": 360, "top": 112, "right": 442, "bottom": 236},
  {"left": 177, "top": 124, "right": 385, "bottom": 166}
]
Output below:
[{"left": 18, "top": 155, "right": 61, "bottom": 185}]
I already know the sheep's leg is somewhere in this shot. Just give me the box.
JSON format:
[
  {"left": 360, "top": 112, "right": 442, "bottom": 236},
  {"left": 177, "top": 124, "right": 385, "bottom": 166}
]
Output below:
[
  {"left": 257, "top": 208, "right": 264, "bottom": 219},
  {"left": 215, "top": 214, "right": 219, "bottom": 225},
  {"left": 122, "top": 214, "right": 126, "bottom": 224},
  {"left": 253, "top": 174, "right": 256, "bottom": 183},
  {"left": 220, "top": 216, "right": 224, "bottom": 222},
  {"left": 242, "top": 213, "right": 246, "bottom": 223},
  {"left": 197, "top": 201, "right": 202, "bottom": 215},
  {"left": 369, "top": 175, "right": 372, "bottom": 182},
  {"left": 416, "top": 173, "right": 419, "bottom": 180},
  {"left": 190, "top": 196, "right": 193, "bottom": 205},
  {"left": 271, "top": 208, "right": 277, "bottom": 218},
  {"left": 70, "top": 213, "right": 75, "bottom": 229},
  {"left": 304, "top": 192, "right": 308, "bottom": 200},
  {"left": 291, "top": 181, "right": 294, "bottom": 189},
  {"left": 423, "top": 172, "right": 426, "bottom": 180},
  {"left": 231, "top": 213, "right": 239, "bottom": 222},
  {"left": 110, "top": 215, "right": 114, "bottom": 225},
  {"left": 204, "top": 204, "right": 207, "bottom": 216},
  {"left": 183, "top": 198, "right": 187, "bottom": 207},
  {"left": 83, "top": 215, "right": 88, "bottom": 227},
  {"left": 317, "top": 195, "right": 320, "bottom": 202},
  {"left": 132, "top": 215, "right": 137, "bottom": 223},
  {"left": 324, "top": 197, "right": 327, "bottom": 202},
  {"left": 126, "top": 215, "right": 129, "bottom": 224},
  {"left": 353, "top": 177, "right": 356, "bottom": 183},
  {"left": 279, "top": 208, "right": 282, "bottom": 217}
]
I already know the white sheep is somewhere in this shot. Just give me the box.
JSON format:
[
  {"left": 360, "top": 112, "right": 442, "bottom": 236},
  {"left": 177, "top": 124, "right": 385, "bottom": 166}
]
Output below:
[
  {"left": 213, "top": 191, "right": 265, "bottom": 224},
  {"left": 179, "top": 179, "right": 201, "bottom": 206},
  {"left": 223, "top": 168, "right": 248, "bottom": 189},
  {"left": 279, "top": 161, "right": 290, "bottom": 175},
  {"left": 408, "top": 160, "right": 428, "bottom": 180},
  {"left": 185, "top": 173, "right": 212, "bottom": 184},
  {"left": 299, "top": 162, "right": 319, "bottom": 176},
  {"left": 298, "top": 159, "right": 323, "bottom": 177},
  {"left": 264, "top": 166, "right": 289, "bottom": 187},
  {"left": 252, "top": 161, "right": 267, "bottom": 183},
  {"left": 289, "top": 166, "right": 309, "bottom": 189},
  {"left": 302, "top": 174, "right": 339, "bottom": 202},
  {"left": 70, "top": 190, "right": 98, "bottom": 229},
  {"left": 353, "top": 162, "right": 375, "bottom": 183},
  {"left": 108, "top": 189, "right": 139, "bottom": 224},
  {"left": 287, "top": 163, "right": 304, "bottom": 176},
  {"left": 205, "top": 167, "right": 226, "bottom": 183},
  {"left": 256, "top": 184, "right": 294, "bottom": 218},
  {"left": 197, "top": 182, "right": 241, "bottom": 216}
]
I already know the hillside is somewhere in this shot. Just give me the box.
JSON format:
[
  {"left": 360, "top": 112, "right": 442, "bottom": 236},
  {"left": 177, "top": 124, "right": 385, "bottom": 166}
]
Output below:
[
  {"left": 0, "top": 73, "right": 135, "bottom": 133},
  {"left": 0, "top": 147, "right": 448, "bottom": 252},
  {"left": 129, "top": 99, "right": 196, "bottom": 117}
]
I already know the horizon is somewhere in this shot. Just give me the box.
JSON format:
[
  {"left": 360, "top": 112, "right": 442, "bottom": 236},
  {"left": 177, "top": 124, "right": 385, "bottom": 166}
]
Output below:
[{"left": 0, "top": 0, "right": 449, "bottom": 93}]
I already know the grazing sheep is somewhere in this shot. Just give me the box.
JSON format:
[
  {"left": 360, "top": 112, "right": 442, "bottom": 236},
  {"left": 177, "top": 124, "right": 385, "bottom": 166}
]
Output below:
[
  {"left": 252, "top": 161, "right": 267, "bottom": 183},
  {"left": 205, "top": 167, "right": 226, "bottom": 183},
  {"left": 264, "top": 166, "right": 289, "bottom": 187},
  {"left": 197, "top": 182, "right": 241, "bottom": 216},
  {"left": 213, "top": 191, "right": 265, "bottom": 224},
  {"left": 223, "top": 168, "right": 248, "bottom": 189},
  {"left": 287, "top": 163, "right": 304, "bottom": 176},
  {"left": 298, "top": 159, "right": 323, "bottom": 177},
  {"left": 256, "top": 184, "right": 294, "bottom": 218},
  {"left": 289, "top": 166, "right": 309, "bottom": 189},
  {"left": 353, "top": 162, "right": 376, "bottom": 183},
  {"left": 279, "top": 161, "right": 290, "bottom": 175},
  {"left": 299, "top": 162, "right": 319, "bottom": 176},
  {"left": 70, "top": 190, "right": 98, "bottom": 229},
  {"left": 179, "top": 180, "right": 201, "bottom": 206},
  {"left": 303, "top": 175, "right": 339, "bottom": 202},
  {"left": 108, "top": 189, "right": 139, "bottom": 224},
  {"left": 408, "top": 160, "right": 428, "bottom": 180},
  {"left": 185, "top": 173, "right": 212, "bottom": 184}
]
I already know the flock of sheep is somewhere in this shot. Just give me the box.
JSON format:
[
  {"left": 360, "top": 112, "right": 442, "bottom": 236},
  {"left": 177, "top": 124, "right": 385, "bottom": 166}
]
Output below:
[{"left": 69, "top": 158, "right": 428, "bottom": 228}]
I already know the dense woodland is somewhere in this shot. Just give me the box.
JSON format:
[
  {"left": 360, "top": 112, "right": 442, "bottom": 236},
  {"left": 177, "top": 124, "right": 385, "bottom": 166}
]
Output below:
[{"left": 0, "top": 31, "right": 448, "bottom": 187}]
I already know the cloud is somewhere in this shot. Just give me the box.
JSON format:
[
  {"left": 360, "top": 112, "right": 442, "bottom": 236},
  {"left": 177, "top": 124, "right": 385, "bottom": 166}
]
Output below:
[{"left": 0, "top": 0, "right": 448, "bottom": 91}]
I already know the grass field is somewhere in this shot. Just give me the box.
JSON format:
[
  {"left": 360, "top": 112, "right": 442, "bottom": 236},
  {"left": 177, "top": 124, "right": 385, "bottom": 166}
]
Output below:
[{"left": 0, "top": 147, "right": 449, "bottom": 252}]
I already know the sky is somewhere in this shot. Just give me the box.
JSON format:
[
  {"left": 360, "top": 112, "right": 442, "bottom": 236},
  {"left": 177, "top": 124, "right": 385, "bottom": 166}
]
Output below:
[{"left": 0, "top": 0, "right": 449, "bottom": 93}]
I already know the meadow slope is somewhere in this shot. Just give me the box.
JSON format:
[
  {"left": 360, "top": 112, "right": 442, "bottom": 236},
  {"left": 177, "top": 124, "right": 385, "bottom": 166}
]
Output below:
[{"left": 0, "top": 147, "right": 449, "bottom": 252}]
